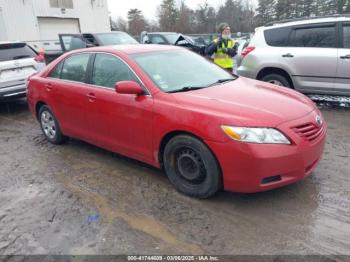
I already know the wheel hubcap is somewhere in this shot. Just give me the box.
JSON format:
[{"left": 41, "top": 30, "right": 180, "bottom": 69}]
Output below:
[
  {"left": 41, "top": 111, "right": 56, "bottom": 139},
  {"left": 268, "top": 80, "right": 284, "bottom": 86},
  {"left": 175, "top": 148, "right": 206, "bottom": 184}
]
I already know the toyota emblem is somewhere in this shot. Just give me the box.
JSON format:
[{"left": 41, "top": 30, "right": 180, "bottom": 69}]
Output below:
[{"left": 315, "top": 115, "right": 322, "bottom": 127}]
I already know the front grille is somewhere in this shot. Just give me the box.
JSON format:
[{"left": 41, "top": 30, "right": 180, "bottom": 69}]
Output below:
[{"left": 292, "top": 123, "right": 324, "bottom": 142}]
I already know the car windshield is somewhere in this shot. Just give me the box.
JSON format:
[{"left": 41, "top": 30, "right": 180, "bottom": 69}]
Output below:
[
  {"left": 131, "top": 50, "right": 236, "bottom": 92},
  {"left": 163, "top": 34, "right": 181, "bottom": 44},
  {"left": 96, "top": 32, "right": 139, "bottom": 45}
]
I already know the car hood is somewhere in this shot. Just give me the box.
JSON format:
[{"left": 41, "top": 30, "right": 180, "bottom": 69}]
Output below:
[{"left": 171, "top": 77, "right": 316, "bottom": 127}]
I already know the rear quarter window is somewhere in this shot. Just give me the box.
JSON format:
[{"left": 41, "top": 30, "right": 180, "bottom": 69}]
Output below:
[
  {"left": 0, "top": 43, "right": 36, "bottom": 62},
  {"left": 264, "top": 27, "right": 292, "bottom": 47}
]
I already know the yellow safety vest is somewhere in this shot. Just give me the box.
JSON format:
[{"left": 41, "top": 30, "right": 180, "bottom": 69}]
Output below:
[{"left": 213, "top": 38, "right": 235, "bottom": 69}]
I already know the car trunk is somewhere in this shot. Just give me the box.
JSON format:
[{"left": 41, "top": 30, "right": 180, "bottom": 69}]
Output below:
[{"left": 0, "top": 43, "right": 41, "bottom": 89}]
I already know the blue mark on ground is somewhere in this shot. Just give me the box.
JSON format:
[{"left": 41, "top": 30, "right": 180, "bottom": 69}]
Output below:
[{"left": 85, "top": 213, "right": 100, "bottom": 224}]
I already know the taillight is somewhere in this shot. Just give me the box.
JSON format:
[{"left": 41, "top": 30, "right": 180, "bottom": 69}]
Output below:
[
  {"left": 241, "top": 46, "right": 255, "bottom": 60},
  {"left": 34, "top": 51, "right": 45, "bottom": 63}
]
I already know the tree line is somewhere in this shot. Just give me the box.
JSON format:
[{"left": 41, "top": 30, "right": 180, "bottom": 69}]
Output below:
[
  {"left": 110, "top": 0, "right": 350, "bottom": 35},
  {"left": 257, "top": 0, "right": 350, "bottom": 25}
]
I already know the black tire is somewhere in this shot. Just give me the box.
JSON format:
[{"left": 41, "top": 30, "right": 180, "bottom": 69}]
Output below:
[
  {"left": 261, "top": 73, "right": 291, "bottom": 88},
  {"left": 163, "top": 135, "right": 221, "bottom": 198},
  {"left": 38, "top": 105, "right": 67, "bottom": 144}
]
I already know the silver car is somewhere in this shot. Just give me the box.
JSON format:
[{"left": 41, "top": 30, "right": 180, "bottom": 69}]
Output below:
[
  {"left": 0, "top": 42, "right": 45, "bottom": 100},
  {"left": 238, "top": 16, "right": 350, "bottom": 95}
]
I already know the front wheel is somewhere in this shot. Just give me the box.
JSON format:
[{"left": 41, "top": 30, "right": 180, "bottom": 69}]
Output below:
[
  {"left": 39, "top": 105, "right": 67, "bottom": 144},
  {"left": 261, "top": 73, "right": 291, "bottom": 88},
  {"left": 163, "top": 135, "right": 221, "bottom": 198}
]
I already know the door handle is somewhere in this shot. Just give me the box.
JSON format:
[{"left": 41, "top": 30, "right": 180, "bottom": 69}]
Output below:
[
  {"left": 45, "top": 83, "right": 53, "bottom": 91},
  {"left": 86, "top": 93, "right": 96, "bottom": 102},
  {"left": 282, "top": 53, "right": 294, "bottom": 58},
  {"left": 340, "top": 55, "right": 350, "bottom": 59}
]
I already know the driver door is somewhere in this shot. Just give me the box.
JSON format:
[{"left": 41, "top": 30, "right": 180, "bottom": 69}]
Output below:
[{"left": 86, "top": 53, "right": 154, "bottom": 162}]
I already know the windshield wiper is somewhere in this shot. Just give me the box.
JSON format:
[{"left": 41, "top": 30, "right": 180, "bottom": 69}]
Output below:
[
  {"left": 168, "top": 86, "right": 204, "bottom": 93},
  {"left": 207, "top": 78, "right": 236, "bottom": 87}
]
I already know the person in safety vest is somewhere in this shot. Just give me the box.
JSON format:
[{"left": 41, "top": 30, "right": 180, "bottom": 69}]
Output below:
[{"left": 205, "top": 23, "right": 238, "bottom": 73}]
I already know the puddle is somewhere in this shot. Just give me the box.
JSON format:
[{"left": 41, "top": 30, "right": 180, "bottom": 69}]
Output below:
[{"left": 55, "top": 173, "right": 204, "bottom": 255}]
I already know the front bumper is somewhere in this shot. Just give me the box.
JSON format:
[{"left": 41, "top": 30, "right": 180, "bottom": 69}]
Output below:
[{"left": 206, "top": 110, "right": 327, "bottom": 193}]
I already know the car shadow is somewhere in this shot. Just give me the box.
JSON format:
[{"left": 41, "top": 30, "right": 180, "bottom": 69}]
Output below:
[
  {"left": 0, "top": 98, "right": 29, "bottom": 116},
  {"left": 207, "top": 174, "right": 321, "bottom": 214}
]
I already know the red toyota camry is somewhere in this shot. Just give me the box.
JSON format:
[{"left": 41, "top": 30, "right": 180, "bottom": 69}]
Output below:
[{"left": 27, "top": 45, "right": 326, "bottom": 198}]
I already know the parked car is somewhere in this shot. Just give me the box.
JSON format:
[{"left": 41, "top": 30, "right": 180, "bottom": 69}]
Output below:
[
  {"left": 141, "top": 32, "right": 206, "bottom": 55},
  {"left": 27, "top": 45, "right": 326, "bottom": 198},
  {"left": 59, "top": 31, "right": 139, "bottom": 52},
  {"left": 238, "top": 15, "right": 350, "bottom": 95},
  {"left": 43, "top": 32, "right": 139, "bottom": 63},
  {"left": 0, "top": 42, "right": 45, "bottom": 100}
]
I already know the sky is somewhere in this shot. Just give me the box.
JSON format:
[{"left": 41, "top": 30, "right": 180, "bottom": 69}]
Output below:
[{"left": 107, "top": 0, "right": 232, "bottom": 21}]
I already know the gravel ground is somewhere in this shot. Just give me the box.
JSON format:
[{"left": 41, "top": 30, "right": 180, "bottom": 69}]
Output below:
[{"left": 0, "top": 99, "right": 349, "bottom": 256}]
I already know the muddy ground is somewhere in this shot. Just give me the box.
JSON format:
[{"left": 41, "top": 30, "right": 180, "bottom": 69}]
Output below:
[{"left": 0, "top": 99, "right": 349, "bottom": 256}]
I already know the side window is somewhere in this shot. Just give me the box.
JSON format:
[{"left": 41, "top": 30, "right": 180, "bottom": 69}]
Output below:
[
  {"left": 48, "top": 62, "right": 63, "bottom": 78},
  {"left": 61, "top": 54, "right": 90, "bottom": 83},
  {"left": 343, "top": 25, "right": 350, "bottom": 48},
  {"left": 149, "top": 35, "right": 167, "bottom": 44},
  {"left": 264, "top": 27, "right": 291, "bottom": 47},
  {"left": 292, "top": 26, "right": 336, "bottom": 48},
  {"left": 91, "top": 53, "right": 139, "bottom": 88}
]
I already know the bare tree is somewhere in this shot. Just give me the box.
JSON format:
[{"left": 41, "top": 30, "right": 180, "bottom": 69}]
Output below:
[
  {"left": 110, "top": 16, "right": 128, "bottom": 32},
  {"left": 157, "top": 0, "right": 178, "bottom": 31},
  {"left": 127, "top": 9, "right": 148, "bottom": 35},
  {"left": 176, "top": 1, "right": 195, "bottom": 33},
  {"left": 194, "top": 1, "right": 217, "bottom": 33}
]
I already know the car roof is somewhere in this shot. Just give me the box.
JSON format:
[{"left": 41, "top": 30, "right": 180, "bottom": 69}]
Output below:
[
  {"left": 148, "top": 32, "right": 179, "bottom": 35},
  {"left": 71, "top": 44, "right": 180, "bottom": 55},
  {"left": 0, "top": 41, "right": 26, "bottom": 45},
  {"left": 264, "top": 16, "right": 350, "bottom": 29},
  {"left": 83, "top": 31, "right": 128, "bottom": 35}
]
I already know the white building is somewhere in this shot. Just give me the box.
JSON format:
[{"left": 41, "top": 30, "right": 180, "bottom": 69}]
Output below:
[{"left": 0, "top": 0, "right": 110, "bottom": 51}]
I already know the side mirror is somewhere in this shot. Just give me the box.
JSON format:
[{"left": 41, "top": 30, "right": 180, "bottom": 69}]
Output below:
[{"left": 115, "top": 81, "right": 144, "bottom": 95}]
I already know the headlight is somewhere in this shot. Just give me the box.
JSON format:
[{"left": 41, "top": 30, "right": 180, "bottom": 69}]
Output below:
[{"left": 221, "top": 125, "right": 291, "bottom": 144}]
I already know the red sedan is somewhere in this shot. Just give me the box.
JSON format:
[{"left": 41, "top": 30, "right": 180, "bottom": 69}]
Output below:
[{"left": 27, "top": 45, "right": 326, "bottom": 198}]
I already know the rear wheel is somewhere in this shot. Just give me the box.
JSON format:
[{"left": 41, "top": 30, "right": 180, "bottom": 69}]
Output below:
[
  {"left": 163, "top": 135, "right": 221, "bottom": 198},
  {"left": 261, "top": 73, "right": 291, "bottom": 88},
  {"left": 39, "top": 105, "right": 67, "bottom": 144}
]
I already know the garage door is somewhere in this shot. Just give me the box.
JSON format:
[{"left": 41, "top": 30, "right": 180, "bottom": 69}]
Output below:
[{"left": 38, "top": 17, "right": 80, "bottom": 41}]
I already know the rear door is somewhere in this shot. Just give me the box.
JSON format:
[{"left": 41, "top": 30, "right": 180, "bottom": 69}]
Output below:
[
  {"left": 283, "top": 23, "right": 338, "bottom": 93},
  {"left": 334, "top": 22, "right": 350, "bottom": 93},
  {"left": 45, "top": 53, "right": 93, "bottom": 139}
]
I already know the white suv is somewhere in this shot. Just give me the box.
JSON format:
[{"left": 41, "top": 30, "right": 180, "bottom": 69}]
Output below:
[
  {"left": 237, "top": 16, "right": 350, "bottom": 96},
  {"left": 0, "top": 42, "right": 45, "bottom": 100}
]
